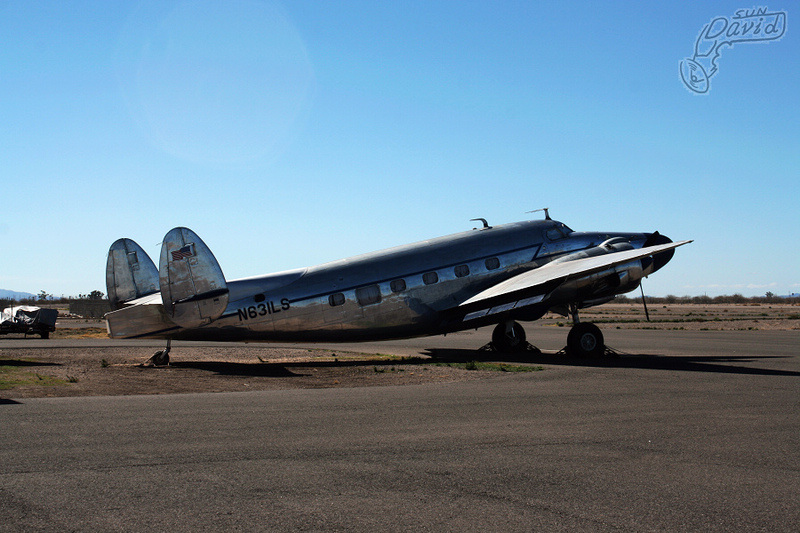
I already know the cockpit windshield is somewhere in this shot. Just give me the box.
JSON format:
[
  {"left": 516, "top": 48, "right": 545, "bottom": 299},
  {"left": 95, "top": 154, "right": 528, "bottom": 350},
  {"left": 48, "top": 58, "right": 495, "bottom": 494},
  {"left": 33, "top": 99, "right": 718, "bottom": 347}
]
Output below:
[{"left": 545, "top": 223, "right": 573, "bottom": 241}]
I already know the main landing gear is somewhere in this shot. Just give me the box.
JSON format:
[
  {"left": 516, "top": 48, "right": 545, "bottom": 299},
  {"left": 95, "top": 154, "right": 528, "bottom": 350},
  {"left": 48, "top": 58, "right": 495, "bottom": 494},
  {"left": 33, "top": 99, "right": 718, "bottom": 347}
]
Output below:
[
  {"left": 566, "top": 322, "right": 604, "bottom": 357},
  {"left": 491, "top": 304, "right": 606, "bottom": 357},
  {"left": 565, "top": 304, "right": 605, "bottom": 357},
  {"left": 491, "top": 321, "right": 528, "bottom": 353}
]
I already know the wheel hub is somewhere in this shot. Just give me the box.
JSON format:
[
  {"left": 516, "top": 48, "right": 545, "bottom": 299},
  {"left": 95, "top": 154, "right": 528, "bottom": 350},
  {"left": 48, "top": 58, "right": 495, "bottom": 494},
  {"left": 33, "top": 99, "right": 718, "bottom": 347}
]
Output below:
[{"left": 580, "top": 333, "right": 597, "bottom": 352}]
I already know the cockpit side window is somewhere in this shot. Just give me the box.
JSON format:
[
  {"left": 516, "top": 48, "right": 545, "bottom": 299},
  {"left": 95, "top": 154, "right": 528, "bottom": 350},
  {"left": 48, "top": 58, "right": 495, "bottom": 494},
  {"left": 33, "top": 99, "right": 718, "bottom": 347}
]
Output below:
[
  {"left": 545, "top": 227, "right": 565, "bottom": 241},
  {"left": 545, "top": 224, "right": 573, "bottom": 241}
]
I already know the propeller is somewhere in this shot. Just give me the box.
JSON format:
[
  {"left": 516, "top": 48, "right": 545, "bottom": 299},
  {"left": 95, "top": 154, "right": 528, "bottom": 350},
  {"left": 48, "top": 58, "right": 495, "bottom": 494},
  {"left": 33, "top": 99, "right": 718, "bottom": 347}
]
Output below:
[{"left": 642, "top": 231, "right": 675, "bottom": 273}]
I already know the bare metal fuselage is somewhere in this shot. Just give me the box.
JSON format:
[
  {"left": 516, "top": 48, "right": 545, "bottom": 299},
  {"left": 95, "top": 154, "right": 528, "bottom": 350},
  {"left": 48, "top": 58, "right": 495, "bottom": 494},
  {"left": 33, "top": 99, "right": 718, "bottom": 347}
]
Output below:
[{"left": 107, "top": 219, "right": 657, "bottom": 342}]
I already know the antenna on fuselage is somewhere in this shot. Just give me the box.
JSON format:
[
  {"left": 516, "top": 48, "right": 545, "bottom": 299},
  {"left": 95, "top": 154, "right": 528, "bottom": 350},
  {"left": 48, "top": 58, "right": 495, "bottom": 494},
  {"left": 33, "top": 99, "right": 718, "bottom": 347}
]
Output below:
[
  {"left": 526, "top": 208, "right": 551, "bottom": 220},
  {"left": 470, "top": 218, "right": 491, "bottom": 229}
]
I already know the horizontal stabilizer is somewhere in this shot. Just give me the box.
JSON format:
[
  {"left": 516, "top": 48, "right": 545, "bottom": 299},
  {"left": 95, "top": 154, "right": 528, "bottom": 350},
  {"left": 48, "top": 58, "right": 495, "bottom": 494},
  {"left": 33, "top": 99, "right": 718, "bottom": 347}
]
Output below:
[
  {"left": 104, "top": 293, "right": 176, "bottom": 338},
  {"left": 106, "top": 238, "right": 160, "bottom": 309},
  {"left": 159, "top": 227, "right": 229, "bottom": 329}
]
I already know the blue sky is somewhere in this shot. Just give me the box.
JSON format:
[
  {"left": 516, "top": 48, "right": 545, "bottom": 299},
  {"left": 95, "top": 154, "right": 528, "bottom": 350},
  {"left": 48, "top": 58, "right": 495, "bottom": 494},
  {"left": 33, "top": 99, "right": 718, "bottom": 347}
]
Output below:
[{"left": 1, "top": 0, "right": 797, "bottom": 298}]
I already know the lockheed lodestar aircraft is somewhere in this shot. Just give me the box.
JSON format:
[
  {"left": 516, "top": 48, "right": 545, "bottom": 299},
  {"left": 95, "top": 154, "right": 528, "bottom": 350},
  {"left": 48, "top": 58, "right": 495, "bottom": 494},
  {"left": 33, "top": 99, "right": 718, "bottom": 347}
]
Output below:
[{"left": 105, "top": 211, "right": 690, "bottom": 365}]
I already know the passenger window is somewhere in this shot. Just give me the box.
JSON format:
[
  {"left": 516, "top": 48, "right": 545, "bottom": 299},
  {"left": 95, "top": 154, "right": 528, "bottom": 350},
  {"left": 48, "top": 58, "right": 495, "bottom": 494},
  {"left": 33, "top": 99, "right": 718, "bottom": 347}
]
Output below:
[
  {"left": 254, "top": 294, "right": 266, "bottom": 303},
  {"left": 329, "top": 293, "right": 345, "bottom": 307},
  {"left": 423, "top": 272, "right": 439, "bottom": 285},
  {"left": 390, "top": 279, "right": 406, "bottom": 292},
  {"left": 454, "top": 265, "right": 470, "bottom": 278},
  {"left": 485, "top": 257, "right": 500, "bottom": 270},
  {"left": 356, "top": 285, "right": 381, "bottom": 306}
]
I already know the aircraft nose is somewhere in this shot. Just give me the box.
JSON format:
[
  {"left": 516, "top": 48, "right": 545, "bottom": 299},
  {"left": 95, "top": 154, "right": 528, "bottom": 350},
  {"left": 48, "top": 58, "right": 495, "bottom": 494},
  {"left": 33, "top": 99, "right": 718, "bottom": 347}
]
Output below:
[{"left": 643, "top": 232, "right": 674, "bottom": 273}]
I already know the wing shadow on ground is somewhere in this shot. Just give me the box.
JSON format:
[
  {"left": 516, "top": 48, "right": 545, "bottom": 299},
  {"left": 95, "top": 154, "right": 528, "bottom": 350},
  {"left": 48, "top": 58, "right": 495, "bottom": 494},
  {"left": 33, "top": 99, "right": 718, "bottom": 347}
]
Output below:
[
  {"left": 158, "top": 347, "right": 799, "bottom": 378},
  {"left": 166, "top": 355, "right": 459, "bottom": 377},
  {"left": 0, "top": 359, "right": 60, "bottom": 368},
  {"left": 171, "top": 361, "right": 301, "bottom": 377},
  {"left": 170, "top": 357, "right": 436, "bottom": 378},
  {"left": 420, "top": 347, "right": 800, "bottom": 377}
]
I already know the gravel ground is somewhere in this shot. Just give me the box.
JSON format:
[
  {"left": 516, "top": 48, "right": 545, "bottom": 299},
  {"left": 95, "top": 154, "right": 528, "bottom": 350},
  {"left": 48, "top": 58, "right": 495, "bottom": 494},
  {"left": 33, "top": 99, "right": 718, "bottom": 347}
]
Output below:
[
  {"left": 1, "top": 343, "right": 497, "bottom": 399},
  {"left": 2, "top": 303, "right": 796, "bottom": 399}
]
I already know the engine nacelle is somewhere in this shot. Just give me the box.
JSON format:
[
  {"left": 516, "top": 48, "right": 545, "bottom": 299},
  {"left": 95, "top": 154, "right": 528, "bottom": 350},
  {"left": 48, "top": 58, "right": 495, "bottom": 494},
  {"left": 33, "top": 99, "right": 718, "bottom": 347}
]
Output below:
[{"left": 547, "top": 238, "right": 646, "bottom": 313}]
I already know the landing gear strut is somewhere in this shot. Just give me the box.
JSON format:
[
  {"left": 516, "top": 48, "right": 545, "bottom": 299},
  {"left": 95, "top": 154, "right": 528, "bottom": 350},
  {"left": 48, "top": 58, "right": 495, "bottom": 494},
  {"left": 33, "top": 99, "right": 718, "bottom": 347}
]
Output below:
[
  {"left": 147, "top": 339, "right": 171, "bottom": 366},
  {"left": 491, "top": 321, "right": 528, "bottom": 353},
  {"left": 566, "top": 305, "right": 605, "bottom": 357}
]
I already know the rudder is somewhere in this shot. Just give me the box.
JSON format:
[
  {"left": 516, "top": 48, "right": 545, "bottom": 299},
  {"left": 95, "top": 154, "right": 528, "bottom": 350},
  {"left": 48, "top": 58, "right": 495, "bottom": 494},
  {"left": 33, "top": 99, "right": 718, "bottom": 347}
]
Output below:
[
  {"left": 106, "top": 238, "right": 160, "bottom": 309},
  {"left": 158, "top": 227, "right": 229, "bottom": 328}
]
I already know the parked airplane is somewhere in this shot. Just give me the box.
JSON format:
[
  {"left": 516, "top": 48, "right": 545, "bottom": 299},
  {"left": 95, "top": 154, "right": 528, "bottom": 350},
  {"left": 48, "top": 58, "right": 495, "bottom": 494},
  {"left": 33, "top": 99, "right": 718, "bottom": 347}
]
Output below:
[{"left": 105, "top": 212, "right": 690, "bottom": 364}]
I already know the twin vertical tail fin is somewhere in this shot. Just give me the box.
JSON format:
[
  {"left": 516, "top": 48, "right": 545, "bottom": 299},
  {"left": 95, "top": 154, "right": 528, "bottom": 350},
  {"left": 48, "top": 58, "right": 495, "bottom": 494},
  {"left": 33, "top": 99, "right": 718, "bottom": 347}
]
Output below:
[
  {"left": 105, "top": 228, "right": 229, "bottom": 330},
  {"left": 158, "top": 227, "right": 229, "bottom": 328},
  {"left": 106, "top": 238, "right": 160, "bottom": 310}
]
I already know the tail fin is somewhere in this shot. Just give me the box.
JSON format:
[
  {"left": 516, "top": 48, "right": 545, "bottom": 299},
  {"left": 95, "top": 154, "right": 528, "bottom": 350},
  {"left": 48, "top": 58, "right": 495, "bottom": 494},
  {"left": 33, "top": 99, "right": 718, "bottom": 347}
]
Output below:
[
  {"left": 106, "top": 238, "right": 160, "bottom": 309},
  {"left": 158, "top": 227, "right": 229, "bottom": 328}
]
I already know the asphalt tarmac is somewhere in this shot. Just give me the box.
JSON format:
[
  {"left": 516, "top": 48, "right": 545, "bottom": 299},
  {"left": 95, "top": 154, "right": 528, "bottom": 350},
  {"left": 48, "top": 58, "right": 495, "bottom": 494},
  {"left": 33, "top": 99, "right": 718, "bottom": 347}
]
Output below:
[{"left": 1, "top": 328, "right": 798, "bottom": 532}]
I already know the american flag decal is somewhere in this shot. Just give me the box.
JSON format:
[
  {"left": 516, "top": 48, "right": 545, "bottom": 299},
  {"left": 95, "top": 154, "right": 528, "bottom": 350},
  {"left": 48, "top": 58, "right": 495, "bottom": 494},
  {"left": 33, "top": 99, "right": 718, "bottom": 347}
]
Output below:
[{"left": 171, "top": 244, "right": 195, "bottom": 261}]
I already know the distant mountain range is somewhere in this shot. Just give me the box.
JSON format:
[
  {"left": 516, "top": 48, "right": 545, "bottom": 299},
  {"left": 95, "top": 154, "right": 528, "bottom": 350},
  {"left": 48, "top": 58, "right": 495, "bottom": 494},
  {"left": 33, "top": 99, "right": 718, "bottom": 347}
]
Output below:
[{"left": 0, "top": 289, "right": 37, "bottom": 300}]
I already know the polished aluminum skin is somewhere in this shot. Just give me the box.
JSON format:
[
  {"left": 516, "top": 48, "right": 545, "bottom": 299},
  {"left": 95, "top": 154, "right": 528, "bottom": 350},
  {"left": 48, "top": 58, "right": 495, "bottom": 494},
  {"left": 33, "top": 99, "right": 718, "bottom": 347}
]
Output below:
[
  {"left": 105, "top": 238, "right": 159, "bottom": 310},
  {"left": 105, "top": 218, "right": 688, "bottom": 343}
]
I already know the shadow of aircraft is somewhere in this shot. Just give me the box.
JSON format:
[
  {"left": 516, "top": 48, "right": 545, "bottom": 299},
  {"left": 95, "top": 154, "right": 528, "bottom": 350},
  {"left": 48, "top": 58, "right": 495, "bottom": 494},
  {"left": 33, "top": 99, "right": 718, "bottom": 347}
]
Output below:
[
  {"left": 170, "top": 361, "right": 302, "bottom": 378},
  {"left": 139, "top": 346, "right": 799, "bottom": 379},
  {"left": 155, "top": 355, "right": 437, "bottom": 377},
  {"left": 421, "top": 347, "right": 800, "bottom": 377},
  {"left": 0, "top": 359, "right": 60, "bottom": 368}
]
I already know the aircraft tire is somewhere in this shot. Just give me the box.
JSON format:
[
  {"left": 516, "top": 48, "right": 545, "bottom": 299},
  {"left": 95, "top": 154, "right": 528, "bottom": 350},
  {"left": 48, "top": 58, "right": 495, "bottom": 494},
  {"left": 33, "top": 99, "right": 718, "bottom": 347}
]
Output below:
[
  {"left": 567, "top": 322, "right": 604, "bottom": 357},
  {"left": 492, "top": 321, "right": 527, "bottom": 353},
  {"left": 151, "top": 350, "right": 170, "bottom": 366}
]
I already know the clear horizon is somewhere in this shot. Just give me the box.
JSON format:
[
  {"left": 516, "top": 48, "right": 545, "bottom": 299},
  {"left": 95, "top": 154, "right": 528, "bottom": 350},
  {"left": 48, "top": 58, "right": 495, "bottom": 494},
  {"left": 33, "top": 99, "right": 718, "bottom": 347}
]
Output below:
[{"left": 1, "top": 1, "right": 797, "bottom": 298}]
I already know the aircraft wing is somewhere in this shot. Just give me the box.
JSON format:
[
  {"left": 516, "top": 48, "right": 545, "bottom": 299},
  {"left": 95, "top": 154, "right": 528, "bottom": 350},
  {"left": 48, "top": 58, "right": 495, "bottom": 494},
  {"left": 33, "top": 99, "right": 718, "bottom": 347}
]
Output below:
[{"left": 459, "top": 240, "right": 691, "bottom": 314}]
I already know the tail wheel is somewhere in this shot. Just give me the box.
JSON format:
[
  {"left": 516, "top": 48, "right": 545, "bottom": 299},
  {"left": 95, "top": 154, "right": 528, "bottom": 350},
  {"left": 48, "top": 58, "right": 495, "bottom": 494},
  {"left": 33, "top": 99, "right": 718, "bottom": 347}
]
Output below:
[
  {"left": 567, "top": 322, "right": 604, "bottom": 357},
  {"left": 148, "top": 340, "right": 171, "bottom": 366},
  {"left": 150, "top": 350, "right": 170, "bottom": 366},
  {"left": 492, "top": 321, "right": 527, "bottom": 353}
]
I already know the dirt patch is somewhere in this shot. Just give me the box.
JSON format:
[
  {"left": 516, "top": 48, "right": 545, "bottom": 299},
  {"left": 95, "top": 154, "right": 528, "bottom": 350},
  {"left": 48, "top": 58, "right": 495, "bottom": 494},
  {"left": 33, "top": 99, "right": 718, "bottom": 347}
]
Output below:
[
  {"left": 3, "top": 304, "right": 796, "bottom": 399},
  {"left": 0, "top": 344, "right": 504, "bottom": 399}
]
